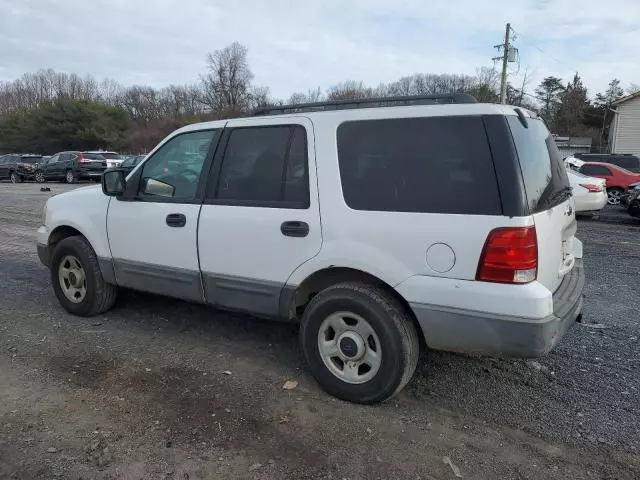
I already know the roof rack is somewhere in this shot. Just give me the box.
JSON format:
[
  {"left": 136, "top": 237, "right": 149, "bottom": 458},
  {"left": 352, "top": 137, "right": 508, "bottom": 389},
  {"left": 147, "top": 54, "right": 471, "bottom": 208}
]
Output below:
[{"left": 248, "top": 93, "right": 477, "bottom": 117}]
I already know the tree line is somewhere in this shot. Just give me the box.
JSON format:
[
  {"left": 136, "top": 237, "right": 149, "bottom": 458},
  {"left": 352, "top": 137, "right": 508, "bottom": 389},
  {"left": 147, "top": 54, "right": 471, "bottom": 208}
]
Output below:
[{"left": 0, "top": 41, "right": 636, "bottom": 154}]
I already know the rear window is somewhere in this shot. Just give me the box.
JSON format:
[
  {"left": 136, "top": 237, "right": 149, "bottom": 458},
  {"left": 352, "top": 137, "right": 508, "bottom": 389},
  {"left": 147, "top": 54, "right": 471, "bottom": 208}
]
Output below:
[
  {"left": 507, "top": 117, "right": 570, "bottom": 213},
  {"left": 99, "top": 152, "right": 122, "bottom": 160},
  {"left": 83, "top": 153, "right": 105, "bottom": 160},
  {"left": 336, "top": 116, "right": 502, "bottom": 215},
  {"left": 19, "top": 156, "right": 41, "bottom": 164}
]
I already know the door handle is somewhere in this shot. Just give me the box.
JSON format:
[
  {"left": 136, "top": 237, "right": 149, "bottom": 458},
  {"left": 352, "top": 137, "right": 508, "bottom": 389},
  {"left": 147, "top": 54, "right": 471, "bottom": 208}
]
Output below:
[
  {"left": 281, "top": 221, "right": 309, "bottom": 237},
  {"left": 166, "top": 213, "right": 186, "bottom": 227}
]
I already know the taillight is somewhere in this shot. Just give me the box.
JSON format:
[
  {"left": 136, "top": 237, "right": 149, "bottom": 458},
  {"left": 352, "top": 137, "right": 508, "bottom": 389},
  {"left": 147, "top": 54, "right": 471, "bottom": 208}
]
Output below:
[
  {"left": 580, "top": 183, "right": 603, "bottom": 193},
  {"left": 477, "top": 226, "right": 538, "bottom": 284},
  {"left": 78, "top": 152, "right": 86, "bottom": 163}
]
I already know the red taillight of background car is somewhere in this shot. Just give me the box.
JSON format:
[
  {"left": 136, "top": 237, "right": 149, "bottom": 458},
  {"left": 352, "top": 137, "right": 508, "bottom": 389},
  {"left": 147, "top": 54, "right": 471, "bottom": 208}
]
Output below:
[
  {"left": 579, "top": 183, "right": 603, "bottom": 193},
  {"left": 476, "top": 226, "right": 538, "bottom": 284}
]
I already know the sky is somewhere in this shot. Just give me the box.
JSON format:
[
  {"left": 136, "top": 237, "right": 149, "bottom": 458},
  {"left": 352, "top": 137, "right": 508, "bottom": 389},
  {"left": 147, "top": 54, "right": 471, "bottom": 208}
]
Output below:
[{"left": 0, "top": 0, "right": 639, "bottom": 100}]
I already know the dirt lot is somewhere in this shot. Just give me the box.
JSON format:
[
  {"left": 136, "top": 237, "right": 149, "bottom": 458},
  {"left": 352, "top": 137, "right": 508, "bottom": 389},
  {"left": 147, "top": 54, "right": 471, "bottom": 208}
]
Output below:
[{"left": 0, "top": 182, "right": 639, "bottom": 480}]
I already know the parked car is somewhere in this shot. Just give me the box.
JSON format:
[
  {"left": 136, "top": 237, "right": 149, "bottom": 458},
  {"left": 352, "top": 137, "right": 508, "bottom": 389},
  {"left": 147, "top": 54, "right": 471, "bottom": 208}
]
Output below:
[
  {"left": 117, "top": 155, "right": 146, "bottom": 176},
  {"left": 34, "top": 151, "right": 107, "bottom": 183},
  {"left": 86, "top": 151, "right": 124, "bottom": 169},
  {"left": 627, "top": 188, "right": 640, "bottom": 219},
  {"left": 564, "top": 156, "right": 584, "bottom": 171},
  {"left": 575, "top": 153, "right": 640, "bottom": 173},
  {"left": 36, "top": 96, "right": 584, "bottom": 404},
  {"left": 578, "top": 162, "right": 640, "bottom": 205},
  {"left": 621, "top": 181, "right": 640, "bottom": 206},
  {"left": 0, "top": 154, "right": 42, "bottom": 182},
  {"left": 566, "top": 168, "right": 607, "bottom": 213}
]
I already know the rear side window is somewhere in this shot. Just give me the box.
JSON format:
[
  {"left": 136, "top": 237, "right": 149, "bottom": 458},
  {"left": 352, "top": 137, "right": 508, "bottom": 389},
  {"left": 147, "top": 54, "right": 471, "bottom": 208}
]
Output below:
[
  {"left": 336, "top": 116, "right": 501, "bottom": 214},
  {"left": 507, "top": 117, "right": 570, "bottom": 213},
  {"left": 580, "top": 164, "right": 612, "bottom": 176},
  {"left": 212, "top": 125, "right": 309, "bottom": 208},
  {"left": 19, "top": 157, "right": 40, "bottom": 164}
]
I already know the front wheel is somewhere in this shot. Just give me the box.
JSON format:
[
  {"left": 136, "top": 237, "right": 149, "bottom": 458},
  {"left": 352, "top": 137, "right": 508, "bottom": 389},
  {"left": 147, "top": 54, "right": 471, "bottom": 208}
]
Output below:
[
  {"left": 300, "top": 282, "right": 419, "bottom": 404},
  {"left": 10, "top": 171, "right": 21, "bottom": 183},
  {"left": 50, "top": 236, "right": 118, "bottom": 316},
  {"left": 34, "top": 171, "right": 46, "bottom": 183},
  {"left": 607, "top": 188, "right": 623, "bottom": 205}
]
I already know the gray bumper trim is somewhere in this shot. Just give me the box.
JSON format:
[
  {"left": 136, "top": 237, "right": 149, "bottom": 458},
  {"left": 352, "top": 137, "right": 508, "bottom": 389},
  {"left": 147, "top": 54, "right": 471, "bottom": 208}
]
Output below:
[{"left": 410, "top": 260, "right": 584, "bottom": 358}]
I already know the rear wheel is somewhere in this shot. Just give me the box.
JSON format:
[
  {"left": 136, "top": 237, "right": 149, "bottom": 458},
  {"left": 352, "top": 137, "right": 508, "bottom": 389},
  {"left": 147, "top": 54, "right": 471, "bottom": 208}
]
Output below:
[
  {"left": 65, "top": 169, "right": 77, "bottom": 184},
  {"left": 34, "top": 171, "right": 45, "bottom": 183},
  {"left": 9, "top": 171, "right": 21, "bottom": 183},
  {"left": 50, "top": 236, "right": 118, "bottom": 316},
  {"left": 607, "top": 188, "right": 623, "bottom": 205},
  {"left": 300, "top": 282, "right": 419, "bottom": 404}
]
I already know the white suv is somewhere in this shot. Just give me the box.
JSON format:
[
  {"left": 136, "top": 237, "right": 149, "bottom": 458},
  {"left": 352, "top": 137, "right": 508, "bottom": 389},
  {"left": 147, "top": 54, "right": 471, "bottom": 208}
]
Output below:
[{"left": 37, "top": 95, "right": 584, "bottom": 404}]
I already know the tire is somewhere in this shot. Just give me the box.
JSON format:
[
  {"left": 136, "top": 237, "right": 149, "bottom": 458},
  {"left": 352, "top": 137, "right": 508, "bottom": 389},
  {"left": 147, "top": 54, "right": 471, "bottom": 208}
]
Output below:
[
  {"left": 34, "top": 171, "right": 46, "bottom": 183},
  {"left": 299, "top": 282, "right": 419, "bottom": 404},
  {"left": 9, "top": 171, "right": 21, "bottom": 183},
  {"left": 65, "top": 169, "right": 77, "bottom": 184},
  {"left": 50, "top": 236, "right": 118, "bottom": 316},
  {"left": 607, "top": 188, "right": 623, "bottom": 205}
]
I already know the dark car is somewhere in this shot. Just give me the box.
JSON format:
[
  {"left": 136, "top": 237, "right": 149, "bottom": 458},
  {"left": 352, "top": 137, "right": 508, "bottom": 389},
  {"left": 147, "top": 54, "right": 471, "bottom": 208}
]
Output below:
[
  {"left": 0, "top": 154, "right": 43, "bottom": 183},
  {"left": 575, "top": 153, "right": 640, "bottom": 173},
  {"left": 627, "top": 187, "right": 640, "bottom": 219},
  {"left": 118, "top": 154, "right": 145, "bottom": 175},
  {"left": 34, "top": 151, "right": 107, "bottom": 184}
]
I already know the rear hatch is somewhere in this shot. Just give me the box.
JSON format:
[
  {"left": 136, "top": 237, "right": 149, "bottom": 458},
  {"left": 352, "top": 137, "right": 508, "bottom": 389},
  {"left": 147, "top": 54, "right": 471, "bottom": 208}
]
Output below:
[
  {"left": 507, "top": 115, "right": 576, "bottom": 293},
  {"left": 81, "top": 153, "right": 107, "bottom": 171}
]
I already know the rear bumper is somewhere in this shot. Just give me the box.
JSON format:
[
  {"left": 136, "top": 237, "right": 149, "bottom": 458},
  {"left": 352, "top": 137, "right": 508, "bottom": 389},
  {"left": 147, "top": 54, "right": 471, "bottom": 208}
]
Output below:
[
  {"left": 407, "top": 260, "right": 584, "bottom": 358},
  {"left": 575, "top": 192, "right": 607, "bottom": 213},
  {"left": 77, "top": 167, "right": 106, "bottom": 179}
]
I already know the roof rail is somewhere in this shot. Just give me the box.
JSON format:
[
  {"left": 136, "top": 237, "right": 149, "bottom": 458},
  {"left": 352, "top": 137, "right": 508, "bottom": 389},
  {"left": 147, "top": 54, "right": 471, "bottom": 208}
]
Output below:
[{"left": 248, "top": 93, "right": 477, "bottom": 117}]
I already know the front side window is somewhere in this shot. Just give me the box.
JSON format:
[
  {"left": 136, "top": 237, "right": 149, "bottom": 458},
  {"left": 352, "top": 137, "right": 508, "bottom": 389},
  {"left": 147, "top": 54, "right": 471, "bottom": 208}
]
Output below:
[
  {"left": 337, "top": 116, "right": 501, "bottom": 214},
  {"left": 138, "top": 130, "right": 218, "bottom": 199},
  {"left": 212, "top": 125, "right": 309, "bottom": 207}
]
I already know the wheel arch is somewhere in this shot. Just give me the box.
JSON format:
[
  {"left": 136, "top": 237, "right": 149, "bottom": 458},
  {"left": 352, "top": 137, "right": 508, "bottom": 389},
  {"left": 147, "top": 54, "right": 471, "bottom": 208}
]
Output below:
[{"left": 280, "top": 266, "right": 423, "bottom": 340}]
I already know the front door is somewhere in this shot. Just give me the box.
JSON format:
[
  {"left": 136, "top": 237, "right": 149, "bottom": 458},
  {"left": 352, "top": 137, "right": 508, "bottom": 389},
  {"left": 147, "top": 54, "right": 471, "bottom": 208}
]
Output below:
[
  {"left": 106, "top": 127, "right": 222, "bottom": 301},
  {"left": 198, "top": 117, "right": 322, "bottom": 316}
]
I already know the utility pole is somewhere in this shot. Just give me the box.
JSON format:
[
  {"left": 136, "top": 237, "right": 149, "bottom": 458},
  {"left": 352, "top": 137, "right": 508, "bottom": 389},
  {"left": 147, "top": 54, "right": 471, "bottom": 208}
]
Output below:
[{"left": 493, "top": 23, "right": 513, "bottom": 104}]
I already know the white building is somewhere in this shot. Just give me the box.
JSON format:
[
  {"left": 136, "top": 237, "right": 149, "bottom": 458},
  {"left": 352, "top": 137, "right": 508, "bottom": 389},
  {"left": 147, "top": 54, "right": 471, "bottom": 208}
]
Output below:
[{"left": 609, "top": 92, "right": 640, "bottom": 156}]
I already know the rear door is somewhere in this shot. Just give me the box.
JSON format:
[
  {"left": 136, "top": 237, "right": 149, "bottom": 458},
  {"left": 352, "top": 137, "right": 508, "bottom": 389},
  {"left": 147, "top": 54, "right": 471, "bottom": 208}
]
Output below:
[
  {"left": 198, "top": 116, "right": 321, "bottom": 316},
  {"left": 507, "top": 116, "right": 576, "bottom": 292}
]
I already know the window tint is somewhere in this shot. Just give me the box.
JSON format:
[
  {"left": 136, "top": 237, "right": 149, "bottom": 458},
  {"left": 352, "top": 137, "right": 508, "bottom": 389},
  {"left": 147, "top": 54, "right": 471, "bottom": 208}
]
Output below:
[
  {"left": 507, "top": 117, "right": 570, "bottom": 213},
  {"left": 138, "top": 129, "right": 217, "bottom": 199},
  {"left": 580, "top": 164, "right": 612, "bottom": 176},
  {"left": 213, "top": 125, "right": 309, "bottom": 207},
  {"left": 337, "top": 116, "right": 501, "bottom": 214}
]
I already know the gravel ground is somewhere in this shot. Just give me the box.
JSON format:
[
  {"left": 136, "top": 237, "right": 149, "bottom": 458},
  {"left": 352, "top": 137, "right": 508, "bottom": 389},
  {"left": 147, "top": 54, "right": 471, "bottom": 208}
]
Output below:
[{"left": 0, "top": 181, "right": 638, "bottom": 480}]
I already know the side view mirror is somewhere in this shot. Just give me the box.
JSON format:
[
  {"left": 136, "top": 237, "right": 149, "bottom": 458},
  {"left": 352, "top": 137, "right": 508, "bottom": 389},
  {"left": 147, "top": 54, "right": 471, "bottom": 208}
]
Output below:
[{"left": 102, "top": 169, "right": 126, "bottom": 196}]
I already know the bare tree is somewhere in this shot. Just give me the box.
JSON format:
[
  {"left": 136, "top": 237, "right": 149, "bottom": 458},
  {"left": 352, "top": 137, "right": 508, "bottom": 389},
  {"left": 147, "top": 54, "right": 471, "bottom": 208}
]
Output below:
[
  {"left": 200, "top": 42, "right": 254, "bottom": 114},
  {"left": 326, "top": 80, "right": 373, "bottom": 100}
]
